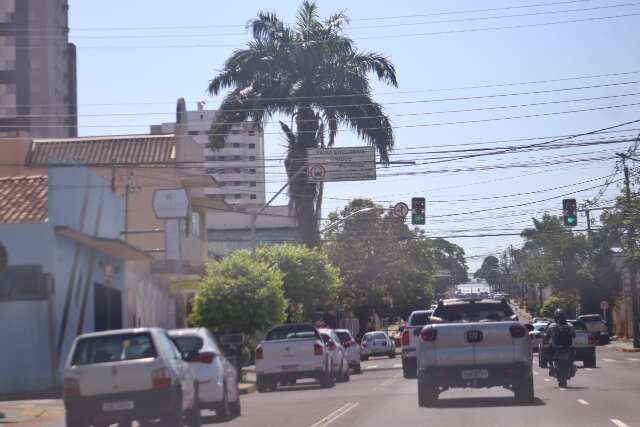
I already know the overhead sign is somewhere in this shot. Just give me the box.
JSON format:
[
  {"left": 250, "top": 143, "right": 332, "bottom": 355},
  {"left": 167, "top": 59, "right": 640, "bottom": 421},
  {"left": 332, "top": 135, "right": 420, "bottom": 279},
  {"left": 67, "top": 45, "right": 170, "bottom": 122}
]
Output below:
[
  {"left": 600, "top": 300, "right": 609, "bottom": 310},
  {"left": 306, "top": 147, "right": 376, "bottom": 182},
  {"left": 153, "top": 188, "right": 189, "bottom": 219},
  {"left": 393, "top": 202, "right": 409, "bottom": 218}
]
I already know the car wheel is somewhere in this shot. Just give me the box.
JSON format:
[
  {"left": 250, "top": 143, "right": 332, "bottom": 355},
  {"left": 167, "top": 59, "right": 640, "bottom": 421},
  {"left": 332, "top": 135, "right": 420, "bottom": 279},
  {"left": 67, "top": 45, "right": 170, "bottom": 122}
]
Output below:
[
  {"left": 388, "top": 351, "right": 396, "bottom": 359},
  {"left": 230, "top": 395, "right": 241, "bottom": 418},
  {"left": 256, "top": 375, "right": 268, "bottom": 393},
  {"left": 584, "top": 354, "right": 597, "bottom": 368},
  {"left": 267, "top": 378, "right": 278, "bottom": 392},
  {"left": 64, "top": 410, "right": 85, "bottom": 427},
  {"left": 403, "top": 360, "right": 417, "bottom": 379},
  {"left": 342, "top": 361, "right": 350, "bottom": 382},
  {"left": 321, "top": 367, "right": 335, "bottom": 388},
  {"left": 539, "top": 356, "right": 547, "bottom": 369},
  {"left": 185, "top": 392, "right": 201, "bottom": 427},
  {"left": 163, "top": 395, "right": 183, "bottom": 427},
  {"left": 417, "top": 378, "right": 438, "bottom": 407},
  {"left": 354, "top": 363, "right": 362, "bottom": 374},
  {"left": 216, "top": 384, "right": 232, "bottom": 422},
  {"left": 514, "top": 376, "right": 535, "bottom": 404},
  {"left": 361, "top": 355, "right": 369, "bottom": 361}
]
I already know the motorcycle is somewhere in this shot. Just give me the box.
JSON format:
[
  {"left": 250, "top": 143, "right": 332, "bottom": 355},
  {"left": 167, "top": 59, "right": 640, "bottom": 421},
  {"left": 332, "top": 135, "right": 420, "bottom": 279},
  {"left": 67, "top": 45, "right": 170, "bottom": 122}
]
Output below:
[{"left": 550, "top": 346, "right": 576, "bottom": 388}]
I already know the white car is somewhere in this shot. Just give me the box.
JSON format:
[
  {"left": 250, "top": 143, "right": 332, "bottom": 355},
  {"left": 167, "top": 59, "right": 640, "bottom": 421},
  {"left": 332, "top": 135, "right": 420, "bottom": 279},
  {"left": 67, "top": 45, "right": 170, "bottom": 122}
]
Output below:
[
  {"left": 63, "top": 328, "right": 199, "bottom": 427},
  {"left": 360, "top": 331, "right": 396, "bottom": 360},
  {"left": 169, "top": 328, "right": 240, "bottom": 421},
  {"left": 335, "top": 329, "right": 362, "bottom": 374},
  {"left": 318, "top": 328, "right": 350, "bottom": 383},
  {"left": 529, "top": 323, "right": 547, "bottom": 353}
]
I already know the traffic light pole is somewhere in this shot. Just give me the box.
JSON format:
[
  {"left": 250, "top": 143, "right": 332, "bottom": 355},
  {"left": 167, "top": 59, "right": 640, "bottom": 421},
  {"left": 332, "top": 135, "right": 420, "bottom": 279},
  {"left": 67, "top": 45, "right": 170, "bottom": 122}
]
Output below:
[{"left": 617, "top": 153, "right": 640, "bottom": 349}]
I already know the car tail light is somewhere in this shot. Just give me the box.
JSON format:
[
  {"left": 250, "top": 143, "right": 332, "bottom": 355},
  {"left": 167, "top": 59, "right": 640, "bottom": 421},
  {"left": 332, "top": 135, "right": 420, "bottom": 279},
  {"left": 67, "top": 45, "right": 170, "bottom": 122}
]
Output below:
[
  {"left": 510, "top": 325, "right": 526, "bottom": 338},
  {"left": 255, "top": 345, "right": 264, "bottom": 360},
  {"left": 198, "top": 351, "right": 216, "bottom": 364},
  {"left": 420, "top": 327, "right": 438, "bottom": 342},
  {"left": 63, "top": 378, "right": 80, "bottom": 397},
  {"left": 588, "top": 335, "right": 595, "bottom": 345},
  {"left": 402, "top": 329, "right": 410, "bottom": 346},
  {"left": 151, "top": 368, "right": 171, "bottom": 389},
  {"left": 314, "top": 343, "right": 324, "bottom": 356}
]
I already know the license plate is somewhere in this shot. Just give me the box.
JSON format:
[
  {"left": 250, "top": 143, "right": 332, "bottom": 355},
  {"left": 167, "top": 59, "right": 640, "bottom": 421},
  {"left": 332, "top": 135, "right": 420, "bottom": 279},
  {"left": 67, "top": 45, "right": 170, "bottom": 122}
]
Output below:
[
  {"left": 461, "top": 369, "right": 489, "bottom": 380},
  {"left": 282, "top": 365, "right": 298, "bottom": 372},
  {"left": 102, "top": 401, "right": 134, "bottom": 412}
]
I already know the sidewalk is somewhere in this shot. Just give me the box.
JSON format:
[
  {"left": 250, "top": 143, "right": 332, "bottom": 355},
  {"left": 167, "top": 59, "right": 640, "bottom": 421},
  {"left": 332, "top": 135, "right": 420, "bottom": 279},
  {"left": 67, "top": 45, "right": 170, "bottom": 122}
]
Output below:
[
  {"left": 0, "top": 399, "right": 64, "bottom": 425},
  {"left": 608, "top": 338, "right": 640, "bottom": 352}
]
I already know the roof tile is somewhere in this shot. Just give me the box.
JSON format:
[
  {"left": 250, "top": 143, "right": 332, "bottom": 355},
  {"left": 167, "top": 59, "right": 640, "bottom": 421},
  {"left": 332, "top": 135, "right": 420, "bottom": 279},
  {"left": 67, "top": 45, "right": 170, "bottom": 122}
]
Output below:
[{"left": 0, "top": 175, "right": 48, "bottom": 223}]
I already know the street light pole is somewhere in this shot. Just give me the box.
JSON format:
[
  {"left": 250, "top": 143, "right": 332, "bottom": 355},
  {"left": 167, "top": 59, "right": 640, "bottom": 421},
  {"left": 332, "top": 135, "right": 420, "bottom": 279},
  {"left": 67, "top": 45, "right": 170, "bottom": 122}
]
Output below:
[{"left": 616, "top": 153, "right": 640, "bottom": 348}]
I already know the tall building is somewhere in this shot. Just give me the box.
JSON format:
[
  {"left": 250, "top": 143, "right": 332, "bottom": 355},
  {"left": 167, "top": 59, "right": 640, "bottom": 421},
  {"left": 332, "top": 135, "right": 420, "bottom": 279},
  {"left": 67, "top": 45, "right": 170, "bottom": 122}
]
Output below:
[
  {"left": 151, "top": 102, "right": 267, "bottom": 206},
  {"left": 0, "top": 0, "right": 77, "bottom": 138}
]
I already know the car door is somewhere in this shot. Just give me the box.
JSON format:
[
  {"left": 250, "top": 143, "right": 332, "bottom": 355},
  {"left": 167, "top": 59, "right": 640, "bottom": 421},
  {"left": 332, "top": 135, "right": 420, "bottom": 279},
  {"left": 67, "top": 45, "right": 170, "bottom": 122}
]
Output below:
[
  {"left": 162, "top": 332, "right": 195, "bottom": 410},
  {"left": 206, "top": 331, "right": 238, "bottom": 401}
]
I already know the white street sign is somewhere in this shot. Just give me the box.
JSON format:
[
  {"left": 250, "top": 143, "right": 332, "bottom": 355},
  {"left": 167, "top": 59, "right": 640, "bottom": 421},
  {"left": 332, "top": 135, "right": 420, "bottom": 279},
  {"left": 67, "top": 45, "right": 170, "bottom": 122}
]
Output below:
[
  {"left": 153, "top": 188, "right": 189, "bottom": 219},
  {"left": 306, "top": 146, "right": 376, "bottom": 182},
  {"left": 600, "top": 300, "right": 609, "bottom": 310},
  {"left": 393, "top": 202, "right": 409, "bottom": 218}
]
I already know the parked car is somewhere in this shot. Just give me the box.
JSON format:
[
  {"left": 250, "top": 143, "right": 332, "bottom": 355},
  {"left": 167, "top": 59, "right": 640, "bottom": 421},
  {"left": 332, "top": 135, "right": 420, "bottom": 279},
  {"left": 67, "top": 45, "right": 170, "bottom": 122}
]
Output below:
[
  {"left": 416, "top": 298, "right": 534, "bottom": 406},
  {"left": 168, "top": 328, "right": 240, "bottom": 421},
  {"left": 538, "top": 320, "right": 596, "bottom": 368},
  {"left": 335, "top": 329, "right": 362, "bottom": 374},
  {"left": 529, "top": 323, "right": 546, "bottom": 353},
  {"left": 361, "top": 331, "right": 396, "bottom": 360},
  {"left": 401, "top": 310, "right": 432, "bottom": 379},
  {"left": 532, "top": 317, "right": 550, "bottom": 324},
  {"left": 318, "top": 328, "right": 350, "bottom": 383},
  {"left": 255, "top": 324, "right": 333, "bottom": 392},
  {"left": 578, "top": 314, "right": 610, "bottom": 345},
  {"left": 63, "top": 328, "right": 200, "bottom": 427}
]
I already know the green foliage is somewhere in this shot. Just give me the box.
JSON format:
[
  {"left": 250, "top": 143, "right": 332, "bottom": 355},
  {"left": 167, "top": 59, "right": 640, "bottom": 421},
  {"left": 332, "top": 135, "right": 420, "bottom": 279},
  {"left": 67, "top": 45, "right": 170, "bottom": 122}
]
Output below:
[
  {"left": 540, "top": 293, "right": 580, "bottom": 319},
  {"left": 256, "top": 244, "right": 341, "bottom": 321},
  {"left": 474, "top": 255, "right": 502, "bottom": 287},
  {"left": 189, "top": 251, "right": 287, "bottom": 335}
]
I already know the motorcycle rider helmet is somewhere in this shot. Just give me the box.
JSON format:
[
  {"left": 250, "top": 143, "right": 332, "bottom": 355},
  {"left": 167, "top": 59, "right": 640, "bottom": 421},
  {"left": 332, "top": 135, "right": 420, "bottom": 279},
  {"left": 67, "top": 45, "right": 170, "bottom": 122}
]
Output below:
[{"left": 553, "top": 308, "right": 567, "bottom": 324}]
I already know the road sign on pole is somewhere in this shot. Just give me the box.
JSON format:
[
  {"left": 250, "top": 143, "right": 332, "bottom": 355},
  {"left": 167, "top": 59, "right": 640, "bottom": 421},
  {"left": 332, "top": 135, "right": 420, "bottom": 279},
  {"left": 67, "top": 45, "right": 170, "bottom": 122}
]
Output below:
[
  {"left": 153, "top": 188, "right": 189, "bottom": 219},
  {"left": 600, "top": 300, "right": 609, "bottom": 311},
  {"left": 393, "top": 202, "right": 409, "bottom": 218},
  {"left": 306, "top": 147, "right": 376, "bottom": 182}
]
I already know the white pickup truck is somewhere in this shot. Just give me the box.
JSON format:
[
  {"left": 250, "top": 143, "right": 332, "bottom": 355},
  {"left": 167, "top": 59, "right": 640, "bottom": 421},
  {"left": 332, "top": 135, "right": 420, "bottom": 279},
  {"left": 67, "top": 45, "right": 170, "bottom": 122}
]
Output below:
[
  {"left": 416, "top": 298, "right": 534, "bottom": 406},
  {"left": 401, "top": 310, "right": 432, "bottom": 379},
  {"left": 255, "top": 324, "right": 334, "bottom": 392}
]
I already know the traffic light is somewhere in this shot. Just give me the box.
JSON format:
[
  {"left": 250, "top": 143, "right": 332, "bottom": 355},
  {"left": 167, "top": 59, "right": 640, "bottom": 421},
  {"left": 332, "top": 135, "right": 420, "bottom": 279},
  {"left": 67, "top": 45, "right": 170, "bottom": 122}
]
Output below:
[
  {"left": 411, "top": 197, "right": 426, "bottom": 225},
  {"left": 563, "top": 198, "right": 577, "bottom": 227}
]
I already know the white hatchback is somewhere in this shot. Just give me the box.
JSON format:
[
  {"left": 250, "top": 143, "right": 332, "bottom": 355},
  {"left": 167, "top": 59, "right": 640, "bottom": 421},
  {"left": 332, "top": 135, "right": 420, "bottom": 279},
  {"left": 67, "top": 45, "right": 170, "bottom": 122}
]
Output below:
[
  {"left": 63, "top": 328, "right": 199, "bottom": 427},
  {"left": 335, "top": 329, "right": 362, "bottom": 374},
  {"left": 169, "top": 328, "right": 241, "bottom": 422}
]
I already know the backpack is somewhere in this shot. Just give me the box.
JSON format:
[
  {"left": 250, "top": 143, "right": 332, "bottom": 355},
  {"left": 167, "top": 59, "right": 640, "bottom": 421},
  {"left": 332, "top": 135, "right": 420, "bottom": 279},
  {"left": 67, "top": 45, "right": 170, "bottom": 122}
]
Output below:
[{"left": 554, "top": 324, "right": 573, "bottom": 347}]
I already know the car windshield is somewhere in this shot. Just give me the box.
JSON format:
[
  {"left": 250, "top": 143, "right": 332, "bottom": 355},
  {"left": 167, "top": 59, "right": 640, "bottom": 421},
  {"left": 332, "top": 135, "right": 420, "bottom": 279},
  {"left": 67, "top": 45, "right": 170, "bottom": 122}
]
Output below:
[
  {"left": 171, "top": 335, "right": 203, "bottom": 353},
  {"left": 570, "top": 321, "right": 588, "bottom": 331},
  {"left": 266, "top": 325, "right": 319, "bottom": 341},
  {"left": 335, "top": 331, "right": 352, "bottom": 344},
  {"left": 580, "top": 315, "right": 603, "bottom": 322},
  {"left": 432, "top": 303, "right": 515, "bottom": 323},
  {"left": 72, "top": 333, "right": 157, "bottom": 365},
  {"left": 409, "top": 311, "right": 431, "bottom": 326},
  {"left": 534, "top": 324, "right": 547, "bottom": 332}
]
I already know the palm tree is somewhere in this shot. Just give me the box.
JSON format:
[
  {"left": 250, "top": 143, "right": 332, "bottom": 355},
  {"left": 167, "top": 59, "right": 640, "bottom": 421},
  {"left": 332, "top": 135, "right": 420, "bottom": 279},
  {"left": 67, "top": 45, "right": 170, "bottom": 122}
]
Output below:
[{"left": 206, "top": 1, "right": 398, "bottom": 247}]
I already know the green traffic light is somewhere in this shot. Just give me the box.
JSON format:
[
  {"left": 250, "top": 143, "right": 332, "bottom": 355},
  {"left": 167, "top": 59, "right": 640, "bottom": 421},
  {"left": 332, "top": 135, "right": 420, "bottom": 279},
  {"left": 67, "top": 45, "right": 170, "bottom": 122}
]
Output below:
[{"left": 567, "top": 217, "right": 575, "bottom": 224}]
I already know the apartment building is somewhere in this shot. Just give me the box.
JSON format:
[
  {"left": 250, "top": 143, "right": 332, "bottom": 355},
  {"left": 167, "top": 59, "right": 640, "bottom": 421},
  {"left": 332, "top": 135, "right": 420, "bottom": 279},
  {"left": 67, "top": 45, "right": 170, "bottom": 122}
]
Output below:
[
  {"left": 0, "top": 0, "right": 77, "bottom": 138},
  {"left": 151, "top": 103, "right": 266, "bottom": 206}
]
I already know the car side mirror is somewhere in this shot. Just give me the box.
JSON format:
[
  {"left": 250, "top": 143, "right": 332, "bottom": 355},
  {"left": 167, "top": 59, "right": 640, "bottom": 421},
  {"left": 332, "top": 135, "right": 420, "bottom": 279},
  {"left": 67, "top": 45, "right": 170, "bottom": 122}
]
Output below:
[{"left": 525, "top": 324, "right": 534, "bottom": 332}]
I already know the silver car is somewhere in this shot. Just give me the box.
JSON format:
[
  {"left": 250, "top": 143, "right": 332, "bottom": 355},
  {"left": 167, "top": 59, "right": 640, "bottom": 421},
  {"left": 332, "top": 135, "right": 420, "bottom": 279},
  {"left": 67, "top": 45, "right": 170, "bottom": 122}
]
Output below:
[
  {"left": 360, "top": 331, "right": 396, "bottom": 360},
  {"left": 335, "top": 329, "right": 362, "bottom": 374}
]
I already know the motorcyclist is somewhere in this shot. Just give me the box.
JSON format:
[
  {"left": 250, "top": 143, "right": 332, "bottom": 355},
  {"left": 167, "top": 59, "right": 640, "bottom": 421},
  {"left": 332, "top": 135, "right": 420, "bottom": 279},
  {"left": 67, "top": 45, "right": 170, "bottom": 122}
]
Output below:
[{"left": 544, "top": 308, "right": 576, "bottom": 377}]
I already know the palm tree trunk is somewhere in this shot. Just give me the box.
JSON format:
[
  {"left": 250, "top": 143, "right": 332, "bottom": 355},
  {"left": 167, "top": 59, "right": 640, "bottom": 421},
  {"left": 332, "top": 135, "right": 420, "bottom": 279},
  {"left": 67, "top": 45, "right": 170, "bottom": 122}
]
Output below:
[{"left": 289, "top": 107, "right": 320, "bottom": 247}]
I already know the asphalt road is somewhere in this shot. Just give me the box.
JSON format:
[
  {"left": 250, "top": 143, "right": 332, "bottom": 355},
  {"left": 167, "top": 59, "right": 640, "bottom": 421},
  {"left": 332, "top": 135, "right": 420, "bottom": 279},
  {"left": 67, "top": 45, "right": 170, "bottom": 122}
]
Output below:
[
  {"left": 225, "top": 346, "right": 640, "bottom": 427},
  {"left": 3, "top": 346, "right": 639, "bottom": 427}
]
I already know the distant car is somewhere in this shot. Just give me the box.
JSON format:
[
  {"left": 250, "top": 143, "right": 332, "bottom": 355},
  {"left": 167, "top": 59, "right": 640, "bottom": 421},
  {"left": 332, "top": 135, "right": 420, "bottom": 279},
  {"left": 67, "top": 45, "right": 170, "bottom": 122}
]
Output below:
[
  {"left": 63, "top": 328, "right": 200, "bottom": 427},
  {"left": 361, "top": 331, "right": 396, "bottom": 360},
  {"left": 578, "top": 314, "right": 610, "bottom": 345},
  {"left": 532, "top": 317, "right": 550, "bottom": 324},
  {"left": 538, "top": 320, "right": 596, "bottom": 368},
  {"left": 168, "top": 328, "right": 240, "bottom": 421},
  {"left": 318, "top": 329, "right": 350, "bottom": 383},
  {"left": 402, "top": 310, "right": 432, "bottom": 379},
  {"left": 529, "top": 323, "right": 547, "bottom": 353},
  {"left": 335, "top": 329, "right": 362, "bottom": 374}
]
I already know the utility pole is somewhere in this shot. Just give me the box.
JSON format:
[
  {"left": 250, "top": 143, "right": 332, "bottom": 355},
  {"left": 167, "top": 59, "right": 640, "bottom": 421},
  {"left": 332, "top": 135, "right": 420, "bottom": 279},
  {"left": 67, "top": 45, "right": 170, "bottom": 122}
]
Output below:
[{"left": 616, "top": 153, "right": 640, "bottom": 348}]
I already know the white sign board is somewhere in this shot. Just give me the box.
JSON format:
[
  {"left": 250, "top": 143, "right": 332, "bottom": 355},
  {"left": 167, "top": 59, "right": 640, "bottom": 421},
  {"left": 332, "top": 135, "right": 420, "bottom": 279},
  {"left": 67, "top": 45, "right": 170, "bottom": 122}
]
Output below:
[
  {"left": 306, "top": 146, "right": 376, "bottom": 182},
  {"left": 600, "top": 300, "right": 609, "bottom": 310},
  {"left": 153, "top": 188, "right": 189, "bottom": 219}
]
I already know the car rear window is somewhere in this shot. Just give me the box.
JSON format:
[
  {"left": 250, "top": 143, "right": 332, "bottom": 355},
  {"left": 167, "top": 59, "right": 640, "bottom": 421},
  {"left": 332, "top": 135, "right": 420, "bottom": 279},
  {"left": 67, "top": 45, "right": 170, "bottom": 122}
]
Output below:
[
  {"left": 266, "top": 325, "right": 319, "bottom": 341},
  {"left": 335, "top": 331, "right": 352, "bottom": 344},
  {"left": 579, "top": 315, "right": 602, "bottom": 322},
  {"left": 570, "top": 321, "right": 587, "bottom": 331},
  {"left": 171, "top": 336, "right": 203, "bottom": 353},
  {"left": 371, "top": 332, "right": 386, "bottom": 340},
  {"left": 72, "top": 333, "right": 157, "bottom": 365},
  {"left": 409, "top": 311, "right": 431, "bottom": 326},
  {"left": 432, "top": 303, "right": 515, "bottom": 323}
]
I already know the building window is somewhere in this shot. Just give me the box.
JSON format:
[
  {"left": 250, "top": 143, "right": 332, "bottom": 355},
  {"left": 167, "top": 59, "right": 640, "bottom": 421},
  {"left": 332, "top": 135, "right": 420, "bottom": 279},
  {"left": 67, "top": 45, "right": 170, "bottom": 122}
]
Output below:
[
  {"left": 231, "top": 129, "right": 241, "bottom": 135},
  {"left": 234, "top": 168, "right": 242, "bottom": 173},
  {"left": 0, "top": 242, "right": 7, "bottom": 271},
  {"left": 233, "top": 143, "right": 240, "bottom": 148},
  {"left": 234, "top": 181, "right": 242, "bottom": 186},
  {"left": 248, "top": 131, "right": 256, "bottom": 136},
  {"left": 249, "top": 156, "right": 256, "bottom": 161},
  {"left": 234, "top": 194, "right": 242, "bottom": 199},
  {"left": 205, "top": 155, "right": 216, "bottom": 161},
  {"left": 233, "top": 155, "right": 241, "bottom": 161},
  {"left": 250, "top": 194, "right": 257, "bottom": 200},
  {"left": 218, "top": 156, "right": 225, "bottom": 161},
  {"left": 205, "top": 168, "right": 217, "bottom": 174},
  {"left": 188, "top": 131, "right": 198, "bottom": 135},
  {"left": 248, "top": 143, "right": 256, "bottom": 149},
  {"left": 248, "top": 169, "right": 256, "bottom": 174},
  {"left": 250, "top": 182, "right": 257, "bottom": 187},
  {"left": 218, "top": 182, "right": 225, "bottom": 187}
]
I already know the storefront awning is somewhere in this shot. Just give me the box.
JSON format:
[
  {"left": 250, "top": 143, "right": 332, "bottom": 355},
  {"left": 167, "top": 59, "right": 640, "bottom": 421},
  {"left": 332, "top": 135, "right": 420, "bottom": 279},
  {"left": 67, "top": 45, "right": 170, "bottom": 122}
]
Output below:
[{"left": 55, "top": 227, "right": 152, "bottom": 261}]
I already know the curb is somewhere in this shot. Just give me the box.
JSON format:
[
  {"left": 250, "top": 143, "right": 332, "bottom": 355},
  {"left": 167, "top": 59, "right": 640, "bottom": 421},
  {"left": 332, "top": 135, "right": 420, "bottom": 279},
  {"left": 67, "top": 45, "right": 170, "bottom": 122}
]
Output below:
[
  {"left": 239, "top": 383, "right": 256, "bottom": 395},
  {"left": 616, "top": 347, "right": 640, "bottom": 353}
]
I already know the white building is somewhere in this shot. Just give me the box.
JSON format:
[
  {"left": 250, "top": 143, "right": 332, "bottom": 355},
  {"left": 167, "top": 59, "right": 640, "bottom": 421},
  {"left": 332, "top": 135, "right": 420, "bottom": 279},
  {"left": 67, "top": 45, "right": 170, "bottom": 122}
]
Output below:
[{"left": 151, "top": 103, "right": 266, "bottom": 206}]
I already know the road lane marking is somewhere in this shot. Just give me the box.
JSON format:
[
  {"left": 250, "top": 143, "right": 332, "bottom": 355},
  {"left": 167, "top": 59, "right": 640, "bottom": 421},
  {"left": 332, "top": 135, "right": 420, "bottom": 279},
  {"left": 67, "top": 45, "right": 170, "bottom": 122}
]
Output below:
[
  {"left": 577, "top": 399, "right": 589, "bottom": 405},
  {"left": 393, "top": 364, "right": 402, "bottom": 368},
  {"left": 585, "top": 368, "right": 593, "bottom": 371},
  {"left": 533, "top": 371, "right": 539, "bottom": 375},
  {"left": 365, "top": 365, "right": 378, "bottom": 370},
  {"left": 627, "top": 358, "right": 640, "bottom": 362},
  {"left": 309, "top": 402, "right": 360, "bottom": 427},
  {"left": 544, "top": 378, "right": 550, "bottom": 382},
  {"left": 611, "top": 419, "right": 629, "bottom": 427},
  {"left": 601, "top": 358, "right": 616, "bottom": 362},
  {"left": 373, "top": 372, "right": 402, "bottom": 390}
]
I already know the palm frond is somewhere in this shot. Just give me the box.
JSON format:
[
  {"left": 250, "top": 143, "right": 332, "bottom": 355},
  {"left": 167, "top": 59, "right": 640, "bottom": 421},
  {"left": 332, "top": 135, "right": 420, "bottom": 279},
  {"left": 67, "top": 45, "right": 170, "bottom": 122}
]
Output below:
[
  {"left": 351, "top": 52, "right": 398, "bottom": 87},
  {"left": 249, "top": 11, "right": 286, "bottom": 41}
]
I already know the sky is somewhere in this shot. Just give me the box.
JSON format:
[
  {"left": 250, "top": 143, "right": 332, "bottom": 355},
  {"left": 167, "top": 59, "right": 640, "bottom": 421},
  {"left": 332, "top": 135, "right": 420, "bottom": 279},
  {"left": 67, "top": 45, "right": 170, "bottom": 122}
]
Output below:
[{"left": 68, "top": 0, "right": 640, "bottom": 271}]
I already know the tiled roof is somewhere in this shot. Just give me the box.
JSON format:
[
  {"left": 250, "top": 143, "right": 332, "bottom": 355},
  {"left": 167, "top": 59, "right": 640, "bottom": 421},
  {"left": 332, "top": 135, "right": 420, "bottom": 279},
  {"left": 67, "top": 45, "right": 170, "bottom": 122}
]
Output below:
[
  {"left": 27, "top": 134, "right": 176, "bottom": 166},
  {"left": 0, "top": 175, "right": 48, "bottom": 223}
]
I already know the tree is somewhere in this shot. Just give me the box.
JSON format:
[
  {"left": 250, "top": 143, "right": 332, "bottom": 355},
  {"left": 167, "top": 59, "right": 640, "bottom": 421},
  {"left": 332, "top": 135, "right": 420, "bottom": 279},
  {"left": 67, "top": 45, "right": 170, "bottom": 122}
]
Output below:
[
  {"left": 256, "top": 244, "right": 341, "bottom": 322},
  {"left": 189, "top": 251, "right": 287, "bottom": 335},
  {"left": 475, "top": 256, "right": 501, "bottom": 288},
  {"left": 207, "top": 1, "right": 398, "bottom": 247}
]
